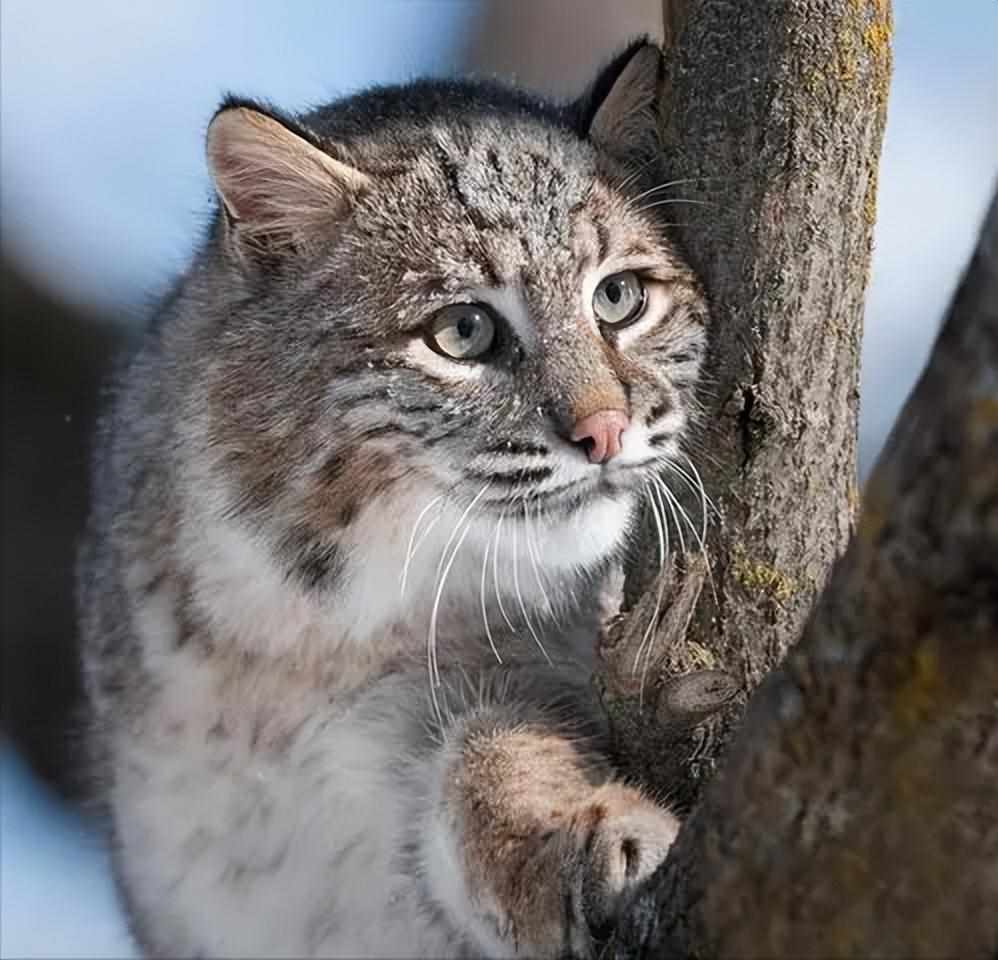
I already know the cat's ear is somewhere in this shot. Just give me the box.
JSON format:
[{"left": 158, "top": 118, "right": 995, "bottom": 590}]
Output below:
[
  {"left": 576, "top": 39, "right": 664, "bottom": 166},
  {"left": 206, "top": 99, "right": 370, "bottom": 262}
]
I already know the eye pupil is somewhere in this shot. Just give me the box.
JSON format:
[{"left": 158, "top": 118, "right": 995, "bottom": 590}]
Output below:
[
  {"left": 593, "top": 271, "right": 646, "bottom": 328},
  {"left": 426, "top": 303, "right": 496, "bottom": 361}
]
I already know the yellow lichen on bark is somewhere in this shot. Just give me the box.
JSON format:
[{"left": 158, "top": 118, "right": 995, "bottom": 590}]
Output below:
[
  {"left": 732, "top": 544, "right": 799, "bottom": 603},
  {"left": 840, "top": 0, "right": 893, "bottom": 103},
  {"left": 862, "top": 164, "right": 880, "bottom": 229},
  {"left": 835, "top": 25, "right": 858, "bottom": 85}
]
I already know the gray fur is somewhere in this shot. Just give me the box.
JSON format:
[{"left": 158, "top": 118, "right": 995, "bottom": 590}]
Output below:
[{"left": 78, "top": 40, "right": 707, "bottom": 958}]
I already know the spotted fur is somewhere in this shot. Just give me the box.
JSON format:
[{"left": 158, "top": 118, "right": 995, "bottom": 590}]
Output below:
[{"left": 78, "top": 39, "right": 706, "bottom": 958}]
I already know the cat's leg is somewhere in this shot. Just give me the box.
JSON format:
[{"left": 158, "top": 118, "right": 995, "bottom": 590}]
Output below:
[
  {"left": 106, "top": 667, "right": 470, "bottom": 959},
  {"left": 416, "top": 672, "right": 680, "bottom": 958}
]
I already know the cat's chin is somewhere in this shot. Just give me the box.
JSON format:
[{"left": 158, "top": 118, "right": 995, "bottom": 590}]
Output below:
[{"left": 526, "top": 487, "right": 637, "bottom": 576}]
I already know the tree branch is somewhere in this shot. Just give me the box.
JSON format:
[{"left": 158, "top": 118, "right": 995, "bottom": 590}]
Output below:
[{"left": 2, "top": 258, "right": 124, "bottom": 795}]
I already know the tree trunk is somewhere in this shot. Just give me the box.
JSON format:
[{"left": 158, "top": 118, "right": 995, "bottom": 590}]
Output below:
[
  {"left": 600, "top": 0, "right": 893, "bottom": 810},
  {"left": 619, "top": 186, "right": 998, "bottom": 960}
]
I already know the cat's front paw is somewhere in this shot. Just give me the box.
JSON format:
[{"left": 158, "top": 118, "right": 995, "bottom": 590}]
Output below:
[{"left": 564, "top": 785, "right": 680, "bottom": 955}]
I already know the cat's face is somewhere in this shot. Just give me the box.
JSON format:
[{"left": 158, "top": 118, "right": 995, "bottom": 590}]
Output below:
[{"left": 193, "top": 43, "right": 707, "bottom": 598}]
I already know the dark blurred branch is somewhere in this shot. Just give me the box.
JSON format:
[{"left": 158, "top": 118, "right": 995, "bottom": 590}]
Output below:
[{"left": 2, "top": 257, "right": 125, "bottom": 794}]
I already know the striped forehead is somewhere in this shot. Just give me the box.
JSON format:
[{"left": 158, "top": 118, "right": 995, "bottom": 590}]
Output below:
[
  {"left": 429, "top": 123, "right": 592, "bottom": 230},
  {"left": 431, "top": 141, "right": 603, "bottom": 270},
  {"left": 394, "top": 122, "right": 663, "bottom": 338}
]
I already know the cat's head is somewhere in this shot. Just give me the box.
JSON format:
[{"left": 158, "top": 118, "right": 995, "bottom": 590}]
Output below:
[{"left": 189, "top": 40, "right": 707, "bottom": 598}]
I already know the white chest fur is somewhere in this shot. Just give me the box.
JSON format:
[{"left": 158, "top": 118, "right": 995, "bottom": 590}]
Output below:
[{"left": 178, "top": 485, "right": 633, "bottom": 678}]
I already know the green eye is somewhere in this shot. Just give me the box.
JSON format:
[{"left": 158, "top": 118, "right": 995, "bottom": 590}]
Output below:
[
  {"left": 426, "top": 303, "right": 496, "bottom": 361},
  {"left": 593, "top": 271, "right": 646, "bottom": 327}
]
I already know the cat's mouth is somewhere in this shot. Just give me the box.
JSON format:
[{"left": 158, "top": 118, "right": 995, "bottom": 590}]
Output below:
[{"left": 477, "top": 457, "right": 658, "bottom": 515}]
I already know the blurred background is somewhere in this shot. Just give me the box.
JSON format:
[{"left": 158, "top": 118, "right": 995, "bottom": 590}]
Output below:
[{"left": 1, "top": 1, "right": 995, "bottom": 955}]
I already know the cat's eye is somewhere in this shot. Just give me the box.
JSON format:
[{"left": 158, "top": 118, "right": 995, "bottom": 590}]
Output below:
[
  {"left": 426, "top": 303, "right": 497, "bottom": 361},
  {"left": 593, "top": 271, "right": 646, "bottom": 327}
]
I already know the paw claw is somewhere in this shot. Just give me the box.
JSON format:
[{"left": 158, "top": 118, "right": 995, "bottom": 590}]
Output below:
[{"left": 568, "top": 786, "right": 680, "bottom": 950}]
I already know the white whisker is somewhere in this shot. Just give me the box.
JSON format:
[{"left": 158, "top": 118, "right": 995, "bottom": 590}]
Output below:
[
  {"left": 626, "top": 176, "right": 713, "bottom": 207},
  {"left": 661, "top": 460, "right": 713, "bottom": 543},
  {"left": 511, "top": 513, "right": 552, "bottom": 666},
  {"left": 667, "top": 455, "right": 718, "bottom": 520},
  {"left": 654, "top": 476, "right": 701, "bottom": 555},
  {"left": 652, "top": 475, "right": 686, "bottom": 557},
  {"left": 427, "top": 482, "right": 491, "bottom": 723},
  {"left": 614, "top": 155, "right": 661, "bottom": 194},
  {"left": 433, "top": 498, "right": 469, "bottom": 583},
  {"left": 524, "top": 498, "right": 558, "bottom": 626},
  {"left": 480, "top": 518, "right": 502, "bottom": 664},
  {"left": 636, "top": 197, "right": 713, "bottom": 216},
  {"left": 661, "top": 462, "right": 706, "bottom": 532},
  {"left": 400, "top": 494, "right": 444, "bottom": 598},
  {"left": 653, "top": 474, "right": 719, "bottom": 609},
  {"left": 635, "top": 483, "right": 670, "bottom": 706},
  {"left": 493, "top": 509, "right": 518, "bottom": 634},
  {"left": 682, "top": 452, "right": 717, "bottom": 528}
]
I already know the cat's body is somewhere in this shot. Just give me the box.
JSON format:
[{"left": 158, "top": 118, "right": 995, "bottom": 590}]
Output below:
[{"left": 78, "top": 42, "right": 708, "bottom": 958}]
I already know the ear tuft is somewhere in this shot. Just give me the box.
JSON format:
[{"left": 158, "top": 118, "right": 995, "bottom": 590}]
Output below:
[
  {"left": 578, "top": 39, "right": 664, "bottom": 166},
  {"left": 206, "top": 102, "right": 369, "bottom": 260}
]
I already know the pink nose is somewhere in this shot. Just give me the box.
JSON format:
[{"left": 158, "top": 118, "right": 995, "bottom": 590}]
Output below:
[{"left": 570, "top": 409, "right": 630, "bottom": 464}]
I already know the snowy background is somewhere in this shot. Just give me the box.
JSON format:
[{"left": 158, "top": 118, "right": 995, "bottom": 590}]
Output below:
[{"left": 1, "top": 1, "right": 995, "bottom": 956}]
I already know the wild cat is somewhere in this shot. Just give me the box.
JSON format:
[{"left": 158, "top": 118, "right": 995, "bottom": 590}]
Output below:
[{"left": 77, "top": 39, "right": 709, "bottom": 958}]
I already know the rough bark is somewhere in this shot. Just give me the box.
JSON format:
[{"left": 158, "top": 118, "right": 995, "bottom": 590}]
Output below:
[
  {"left": 600, "top": 0, "right": 893, "bottom": 809},
  {"left": 619, "top": 186, "right": 998, "bottom": 960}
]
